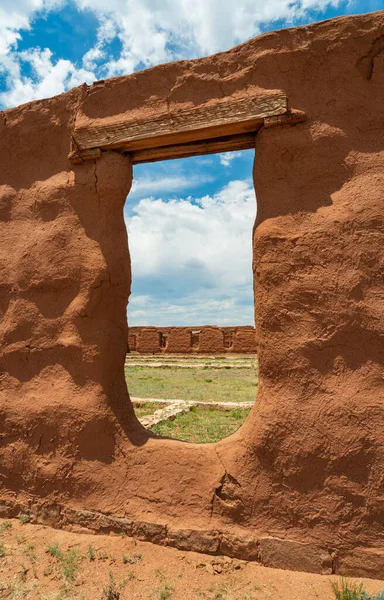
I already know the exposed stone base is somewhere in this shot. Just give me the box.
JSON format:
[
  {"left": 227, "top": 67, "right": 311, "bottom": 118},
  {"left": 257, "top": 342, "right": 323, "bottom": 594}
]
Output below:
[{"left": 2, "top": 498, "right": 383, "bottom": 579}]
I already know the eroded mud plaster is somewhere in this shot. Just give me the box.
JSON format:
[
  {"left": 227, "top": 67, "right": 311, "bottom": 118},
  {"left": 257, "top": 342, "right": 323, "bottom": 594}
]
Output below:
[{"left": 0, "top": 11, "right": 384, "bottom": 577}]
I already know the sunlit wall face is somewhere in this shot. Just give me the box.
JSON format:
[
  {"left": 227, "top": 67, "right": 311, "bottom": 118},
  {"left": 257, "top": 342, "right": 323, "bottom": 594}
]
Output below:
[{"left": 125, "top": 150, "right": 256, "bottom": 327}]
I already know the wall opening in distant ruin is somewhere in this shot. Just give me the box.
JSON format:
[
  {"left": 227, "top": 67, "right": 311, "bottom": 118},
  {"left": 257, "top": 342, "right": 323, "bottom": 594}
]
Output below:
[
  {"left": 223, "top": 330, "right": 233, "bottom": 349},
  {"left": 191, "top": 330, "right": 200, "bottom": 349}
]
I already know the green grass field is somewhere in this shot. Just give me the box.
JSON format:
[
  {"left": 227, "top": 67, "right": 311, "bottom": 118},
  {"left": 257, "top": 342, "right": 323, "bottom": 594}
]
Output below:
[
  {"left": 125, "top": 355, "right": 257, "bottom": 443},
  {"left": 125, "top": 364, "right": 258, "bottom": 403},
  {"left": 151, "top": 405, "right": 251, "bottom": 443},
  {"left": 134, "top": 402, "right": 160, "bottom": 418}
]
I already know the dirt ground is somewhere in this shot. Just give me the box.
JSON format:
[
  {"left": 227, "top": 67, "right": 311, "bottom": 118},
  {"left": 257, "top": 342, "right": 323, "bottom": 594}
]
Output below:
[{"left": 1, "top": 519, "right": 384, "bottom": 600}]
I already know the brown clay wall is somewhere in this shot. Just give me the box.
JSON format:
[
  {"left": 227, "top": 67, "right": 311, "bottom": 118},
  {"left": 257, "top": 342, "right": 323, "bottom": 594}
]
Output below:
[
  {"left": 128, "top": 326, "right": 257, "bottom": 354},
  {"left": 1, "top": 11, "right": 384, "bottom": 577}
]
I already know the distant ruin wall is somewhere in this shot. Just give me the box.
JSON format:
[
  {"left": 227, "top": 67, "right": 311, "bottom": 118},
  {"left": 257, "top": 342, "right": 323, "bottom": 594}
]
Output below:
[{"left": 128, "top": 326, "right": 257, "bottom": 354}]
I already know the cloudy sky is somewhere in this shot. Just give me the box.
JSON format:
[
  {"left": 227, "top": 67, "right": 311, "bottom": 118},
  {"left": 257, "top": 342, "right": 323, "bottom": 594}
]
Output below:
[{"left": 0, "top": 0, "right": 379, "bottom": 326}]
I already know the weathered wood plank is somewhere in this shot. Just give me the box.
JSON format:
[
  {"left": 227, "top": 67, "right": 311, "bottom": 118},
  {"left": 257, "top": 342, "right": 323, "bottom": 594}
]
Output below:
[
  {"left": 69, "top": 147, "right": 102, "bottom": 164},
  {"left": 264, "top": 109, "right": 306, "bottom": 129},
  {"left": 73, "top": 92, "right": 287, "bottom": 153},
  {"left": 131, "top": 132, "right": 257, "bottom": 164}
]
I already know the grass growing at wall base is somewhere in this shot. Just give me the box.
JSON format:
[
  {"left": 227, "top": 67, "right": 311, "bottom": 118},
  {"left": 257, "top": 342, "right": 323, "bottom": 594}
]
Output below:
[
  {"left": 332, "top": 579, "right": 384, "bottom": 600},
  {"left": 150, "top": 405, "right": 251, "bottom": 443}
]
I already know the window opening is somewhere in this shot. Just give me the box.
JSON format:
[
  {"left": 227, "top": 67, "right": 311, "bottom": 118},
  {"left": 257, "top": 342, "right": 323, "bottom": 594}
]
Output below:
[
  {"left": 124, "top": 150, "right": 258, "bottom": 442},
  {"left": 223, "top": 330, "right": 234, "bottom": 349},
  {"left": 159, "top": 332, "right": 168, "bottom": 349},
  {"left": 190, "top": 330, "right": 201, "bottom": 349}
]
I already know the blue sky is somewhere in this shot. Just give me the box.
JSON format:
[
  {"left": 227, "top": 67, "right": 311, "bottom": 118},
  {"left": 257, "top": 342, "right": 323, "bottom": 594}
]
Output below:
[{"left": 0, "top": 0, "right": 381, "bottom": 326}]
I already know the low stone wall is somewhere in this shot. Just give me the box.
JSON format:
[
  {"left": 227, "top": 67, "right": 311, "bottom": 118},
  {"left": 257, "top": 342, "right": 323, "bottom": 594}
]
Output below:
[
  {"left": 128, "top": 326, "right": 257, "bottom": 354},
  {"left": 3, "top": 497, "right": 384, "bottom": 577}
]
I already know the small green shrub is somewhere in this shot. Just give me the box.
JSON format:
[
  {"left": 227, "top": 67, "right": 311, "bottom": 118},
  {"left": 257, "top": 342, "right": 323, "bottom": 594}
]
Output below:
[
  {"left": 61, "top": 548, "right": 79, "bottom": 583},
  {"left": 157, "top": 583, "right": 175, "bottom": 600},
  {"left": 23, "top": 542, "right": 37, "bottom": 563},
  {"left": 332, "top": 579, "right": 366, "bottom": 600},
  {"left": 47, "top": 542, "right": 63, "bottom": 560},
  {"left": 16, "top": 535, "right": 26, "bottom": 545},
  {"left": 0, "top": 521, "right": 12, "bottom": 534},
  {"left": 122, "top": 552, "right": 142, "bottom": 565},
  {"left": 332, "top": 580, "right": 384, "bottom": 600},
  {"left": 101, "top": 571, "right": 120, "bottom": 600},
  {"left": 0, "top": 545, "right": 5, "bottom": 558},
  {"left": 88, "top": 544, "right": 96, "bottom": 561},
  {"left": 362, "top": 592, "right": 384, "bottom": 600},
  {"left": 46, "top": 543, "right": 79, "bottom": 585}
]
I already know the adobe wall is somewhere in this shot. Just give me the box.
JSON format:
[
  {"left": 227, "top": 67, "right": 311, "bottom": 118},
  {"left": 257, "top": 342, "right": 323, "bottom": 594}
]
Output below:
[
  {"left": 0, "top": 11, "right": 384, "bottom": 577},
  {"left": 128, "top": 326, "right": 257, "bottom": 354}
]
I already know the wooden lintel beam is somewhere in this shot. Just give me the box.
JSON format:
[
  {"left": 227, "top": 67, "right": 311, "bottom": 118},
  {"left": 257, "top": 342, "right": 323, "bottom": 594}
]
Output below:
[
  {"left": 130, "top": 132, "right": 258, "bottom": 164},
  {"left": 72, "top": 91, "right": 287, "bottom": 157},
  {"left": 68, "top": 147, "right": 102, "bottom": 165}
]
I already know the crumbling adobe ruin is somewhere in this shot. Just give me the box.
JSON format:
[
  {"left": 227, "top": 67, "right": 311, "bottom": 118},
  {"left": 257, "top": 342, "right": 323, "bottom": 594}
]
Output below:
[
  {"left": 128, "top": 326, "right": 257, "bottom": 354},
  {"left": 0, "top": 11, "right": 383, "bottom": 577}
]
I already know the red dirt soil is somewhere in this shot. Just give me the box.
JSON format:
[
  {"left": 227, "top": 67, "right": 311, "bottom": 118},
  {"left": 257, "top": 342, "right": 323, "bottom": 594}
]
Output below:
[
  {"left": 0, "top": 10, "right": 383, "bottom": 577},
  {"left": 1, "top": 518, "right": 384, "bottom": 600}
]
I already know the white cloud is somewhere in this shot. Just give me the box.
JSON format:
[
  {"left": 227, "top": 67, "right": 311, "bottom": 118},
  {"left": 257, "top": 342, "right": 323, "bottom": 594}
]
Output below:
[
  {"left": 220, "top": 151, "right": 242, "bottom": 167},
  {"left": 0, "top": 47, "right": 95, "bottom": 107},
  {"left": 73, "top": 0, "right": 349, "bottom": 77},
  {"left": 81, "top": 16, "right": 117, "bottom": 70},
  {"left": 128, "top": 294, "right": 255, "bottom": 327},
  {"left": 82, "top": 45, "right": 105, "bottom": 71},
  {"left": 0, "top": 0, "right": 93, "bottom": 107},
  {"left": 126, "top": 179, "right": 256, "bottom": 325},
  {"left": 0, "top": 0, "right": 350, "bottom": 109},
  {"left": 128, "top": 173, "right": 214, "bottom": 200},
  {"left": 0, "top": 1, "right": 63, "bottom": 58}
]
